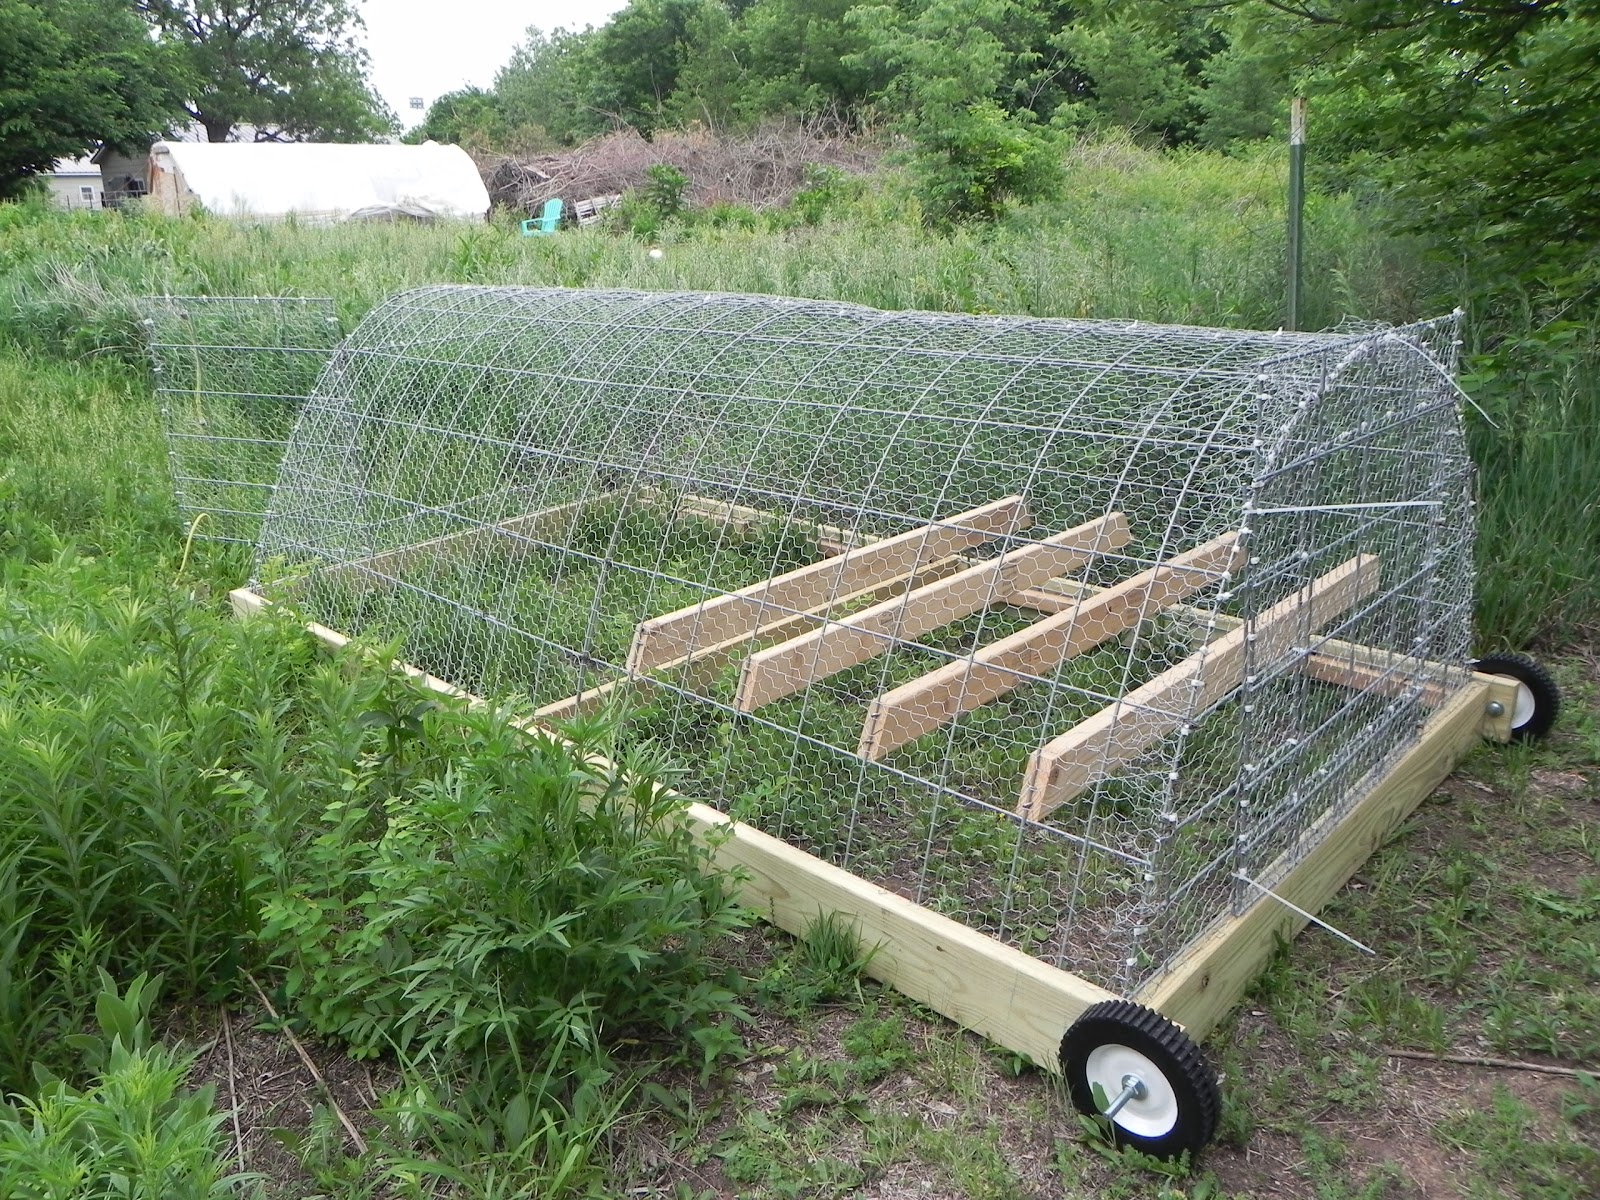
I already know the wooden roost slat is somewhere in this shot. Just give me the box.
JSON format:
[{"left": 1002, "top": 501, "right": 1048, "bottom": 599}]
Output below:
[
  {"left": 674, "top": 494, "right": 860, "bottom": 557},
  {"left": 532, "top": 552, "right": 968, "bottom": 721},
  {"left": 733, "top": 512, "right": 1131, "bottom": 713},
  {"left": 857, "top": 531, "right": 1244, "bottom": 761},
  {"left": 1016, "top": 553, "right": 1383, "bottom": 823},
  {"left": 314, "top": 496, "right": 593, "bottom": 590},
  {"left": 626, "top": 495, "right": 1032, "bottom": 672}
]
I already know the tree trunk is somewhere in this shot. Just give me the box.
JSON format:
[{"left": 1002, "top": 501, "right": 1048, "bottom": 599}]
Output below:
[{"left": 199, "top": 114, "right": 235, "bottom": 142}]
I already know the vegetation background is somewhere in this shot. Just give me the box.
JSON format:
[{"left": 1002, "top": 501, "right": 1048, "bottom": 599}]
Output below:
[{"left": 0, "top": 0, "right": 1596, "bottom": 1196}]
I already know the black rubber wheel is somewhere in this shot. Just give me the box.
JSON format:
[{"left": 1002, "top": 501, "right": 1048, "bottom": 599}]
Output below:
[
  {"left": 1471, "top": 652, "right": 1561, "bottom": 742},
  {"left": 1060, "top": 1000, "right": 1219, "bottom": 1160}
]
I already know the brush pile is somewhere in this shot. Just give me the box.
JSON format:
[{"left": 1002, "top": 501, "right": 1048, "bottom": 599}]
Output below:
[{"left": 478, "top": 122, "right": 881, "bottom": 216}]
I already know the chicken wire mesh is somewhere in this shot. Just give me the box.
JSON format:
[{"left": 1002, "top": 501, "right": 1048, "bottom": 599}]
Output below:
[
  {"left": 144, "top": 296, "right": 342, "bottom": 544},
  {"left": 249, "top": 285, "right": 1475, "bottom": 994}
]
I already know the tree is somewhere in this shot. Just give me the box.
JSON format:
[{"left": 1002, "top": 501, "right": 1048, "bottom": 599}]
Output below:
[
  {"left": 850, "top": 0, "right": 1061, "bottom": 223},
  {"left": 403, "top": 88, "right": 507, "bottom": 151},
  {"left": 588, "top": 0, "right": 712, "bottom": 134},
  {"left": 725, "top": 0, "right": 886, "bottom": 122},
  {"left": 1193, "top": 31, "right": 1286, "bottom": 149},
  {"left": 1051, "top": 17, "right": 1199, "bottom": 141},
  {"left": 138, "top": 0, "right": 395, "bottom": 142},
  {"left": 0, "top": 0, "right": 185, "bottom": 196},
  {"left": 495, "top": 27, "right": 607, "bottom": 146}
]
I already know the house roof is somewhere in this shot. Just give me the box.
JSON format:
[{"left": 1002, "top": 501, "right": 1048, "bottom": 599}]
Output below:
[
  {"left": 48, "top": 156, "right": 102, "bottom": 178},
  {"left": 149, "top": 140, "right": 489, "bottom": 221}
]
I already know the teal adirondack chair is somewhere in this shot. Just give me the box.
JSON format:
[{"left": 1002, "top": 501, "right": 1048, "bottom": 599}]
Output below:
[{"left": 521, "top": 198, "right": 563, "bottom": 236}]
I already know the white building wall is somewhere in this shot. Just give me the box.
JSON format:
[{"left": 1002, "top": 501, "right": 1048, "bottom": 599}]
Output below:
[{"left": 43, "top": 159, "right": 104, "bottom": 210}]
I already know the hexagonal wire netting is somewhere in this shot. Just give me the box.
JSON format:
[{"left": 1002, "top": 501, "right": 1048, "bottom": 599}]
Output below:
[
  {"left": 146, "top": 296, "right": 343, "bottom": 544},
  {"left": 243, "top": 285, "right": 1474, "bottom": 994}
]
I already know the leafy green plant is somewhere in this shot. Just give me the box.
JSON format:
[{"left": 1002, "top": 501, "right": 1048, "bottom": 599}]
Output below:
[
  {"left": 791, "top": 165, "right": 860, "bottom": 226},
  {"left": 255, "top": 707, "right": 749, "bottom": 1107},
  {"left": 642, "top": 164, "right": 691, "bottom": 220},
  {"left": 0, "top": 972, "right": 254, "bottom": 1200},
  {"left": 611, "top": 163, "right": 693, "bottom": 237},
  {"left": 757, "top": 912, "right": 879, "bottom": 1015}
]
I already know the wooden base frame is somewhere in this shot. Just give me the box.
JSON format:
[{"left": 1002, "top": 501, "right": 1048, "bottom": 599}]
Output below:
[{"left": 229, "top": 492, "right": 1516, "bottom": 1066}]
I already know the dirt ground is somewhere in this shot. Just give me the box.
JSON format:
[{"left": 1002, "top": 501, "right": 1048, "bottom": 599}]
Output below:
[{"left": 179, "top": 656, "right": 1599, "bottom": 1199}]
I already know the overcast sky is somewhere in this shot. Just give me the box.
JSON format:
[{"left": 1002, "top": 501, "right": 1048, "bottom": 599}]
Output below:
[{"left": 361, "top": 0, "right": 628, "bottom": 128}]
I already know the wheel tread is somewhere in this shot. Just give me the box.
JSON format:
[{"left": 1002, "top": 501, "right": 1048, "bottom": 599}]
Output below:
[
  {"left": 1060, "top": 999, "right": 1219, "bottom": 1158},
  {"left": 1470, "top": 651, "right": 1561, "bottom": 741}
]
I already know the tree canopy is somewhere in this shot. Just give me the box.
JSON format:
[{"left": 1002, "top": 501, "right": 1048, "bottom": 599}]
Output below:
[
  {"left": 0, "top": 0, "right": 184, "bottom": 196},
  {"left": 138, "top": 0, "right": 395, "bottom": 142}
]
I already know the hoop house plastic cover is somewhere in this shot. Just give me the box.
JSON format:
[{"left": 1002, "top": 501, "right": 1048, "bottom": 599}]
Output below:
[{"left": 254, "top": 285, "right": 1476, "bottom": 994}]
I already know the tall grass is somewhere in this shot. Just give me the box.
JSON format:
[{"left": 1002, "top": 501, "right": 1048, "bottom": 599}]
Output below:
[
  {"left": 0, "top": 353, "right": 751, "bottom": 1195},
  {"left": 1459, "top": 314, "right": 1600, "bottom": 647},
  {"left": 0, "top": 138, "right": 1429, "bottom": 358},
  {"left": 8, "top": 138, "right": 1590, "bottom": 642}
]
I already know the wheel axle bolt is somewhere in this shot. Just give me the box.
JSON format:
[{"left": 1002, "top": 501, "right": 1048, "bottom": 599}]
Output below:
[
  {"left": 1485, "top": 700, "right": 1506, "bottom": 718},
  {"left": 1103, "top": 1073, "right": 1148, "bottom": 1119}
]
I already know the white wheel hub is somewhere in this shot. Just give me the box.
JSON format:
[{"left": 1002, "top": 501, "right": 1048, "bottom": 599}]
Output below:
[
  {"left": 1512, "top": 680, "right": 1536, "bottom": 729},
  {"left": 1085, "top": 1043, "right": 1179, "bottom": 1138}
]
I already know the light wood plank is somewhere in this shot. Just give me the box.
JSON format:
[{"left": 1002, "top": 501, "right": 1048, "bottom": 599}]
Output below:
[
  {"left": 627, "top": 496, "right": 1032, "bottom": 672},
  {"left": 689, "top": 804, "right": 1118, "bottom": 1070},
  {"left": 735, "top": 513, "right": 1130, "bottom": 713},
  {"left": 1133, "top": 672, "right": 1518, "bottom": 1039},
  {"left": 531, "top": 554, "right": 968, "bottom": 722},
  {"left": 673, "top": 494, "right": 860, "bottom": 556},
  {"left": 1017, "top": 585, "right": 1470, "bottom": 713},
  {"left": 313, "top": 496, "right": 593, "bottom": 592},
  {"left": 1017, "top": 554, "right": 1382, "bottom": 823},
  {"left": 858, "top": 532, "right": 1242, "bottom": 761},
  {"left": 229, "top": 584, "right": 1116, "bottom": 1071}
]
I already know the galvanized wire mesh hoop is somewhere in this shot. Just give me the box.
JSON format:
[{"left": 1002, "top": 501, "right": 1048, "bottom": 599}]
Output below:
[
  {"left": 255, "top": 285, "right": 1475, "bottom": 994},
  {"left": 145, "top": 296, "right": 342, "bottom": 544}
]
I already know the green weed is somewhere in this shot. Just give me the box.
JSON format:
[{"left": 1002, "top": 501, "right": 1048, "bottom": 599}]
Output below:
[
  {"left": 0, "top": 972, "right": 254, "bottom": 1200},
  {"left": 252, "top": 705, "right": 750, "bottom": 1104}
]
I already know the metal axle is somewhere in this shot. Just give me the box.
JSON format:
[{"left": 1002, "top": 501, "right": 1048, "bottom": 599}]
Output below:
[{"left": 1103, "top": 1073, "right": 1148, "bottom": 1119}]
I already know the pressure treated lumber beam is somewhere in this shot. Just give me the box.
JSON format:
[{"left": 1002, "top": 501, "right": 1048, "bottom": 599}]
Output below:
[
  {"left": 858, "top": 532, "right": 1242, "bottom": 761},
  {"left": 1016, "top": 553, "right": 1382, "bottom": 823},
  {"left": 734, "top": 513, "right": 1129, "bottom": 713},
  {"left": 531, "top": 553, "right": 967, "bottom": 722},
  {"left": 229, "top": 585, "right": 1117, "bottom": 1071},
  {"left": 674, "top": 494, "right": 859, "bottom": 556},
  {"left": 309, "top": 496, "right": 592, "bottom": 591},
  {"left": 627, "top": 496, "right": 1031, "bottom": 672},
  {"left": 1133, "top": 670, "right": 1518, "bottom": 1040}
]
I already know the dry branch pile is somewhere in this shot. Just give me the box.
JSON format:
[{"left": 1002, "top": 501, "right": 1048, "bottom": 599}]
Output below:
[{"left": 478, "top": 123, "right": 883, "bottom": 216}]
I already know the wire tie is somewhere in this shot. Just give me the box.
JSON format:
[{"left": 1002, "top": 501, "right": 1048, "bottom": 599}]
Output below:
[{"left": 1234, "top": 871, "right": 1376, "bottom": 955}]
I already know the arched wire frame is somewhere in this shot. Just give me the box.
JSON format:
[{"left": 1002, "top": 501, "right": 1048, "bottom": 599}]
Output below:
[
  {"left": 253, "top": 286, "right": 1474, "bottom": 994},
  {"left": 145, "top": 296, "right": 342, "bottom": 544}
]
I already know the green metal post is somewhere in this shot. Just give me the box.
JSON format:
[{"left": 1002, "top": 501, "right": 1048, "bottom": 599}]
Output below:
[{"left": 1286, "top": 97, "right": 1306, "bottom": 331}]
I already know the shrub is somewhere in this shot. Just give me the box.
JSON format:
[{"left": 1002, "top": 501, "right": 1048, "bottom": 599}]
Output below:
[{"left": 254, "top": 707, "right": 749, "bottom": 1106}]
